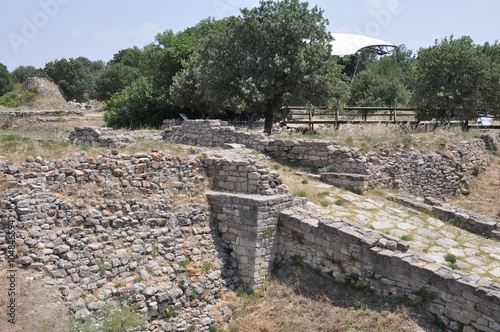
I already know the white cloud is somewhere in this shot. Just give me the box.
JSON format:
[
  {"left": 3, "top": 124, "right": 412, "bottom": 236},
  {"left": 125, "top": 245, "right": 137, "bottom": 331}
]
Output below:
[{"left": 94, "top": 29, "right": 124, "bottom": 40}]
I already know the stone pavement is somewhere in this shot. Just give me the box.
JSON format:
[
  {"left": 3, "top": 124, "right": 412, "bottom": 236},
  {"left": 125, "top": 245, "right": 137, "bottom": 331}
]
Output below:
[{"left": 307, "top": 184, "right": 500, "bottom": 284}]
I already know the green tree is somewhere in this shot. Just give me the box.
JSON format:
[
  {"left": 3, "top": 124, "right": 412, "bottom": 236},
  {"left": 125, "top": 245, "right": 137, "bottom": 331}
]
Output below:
[
  {"left": 104, "top": 18, "right": 225, "bottom": 128},
  {"left": 0, "top": 63, "right": 12, "bottom": 96},
  {"left": 389, "top": 45, "right": 414, "bottom": 88},
  {"left": 94, "top": 63, "right": 140, "bottom": 101},
  {"left": 45, "top": 57, "right": 104, "bottom": 102},
  {"left": 478, "top": 42, "right": 500, "bottom": 117},
  {"left": 171, "top": 0, "right": 349, "bottom": 134},
  {"left": 10, "top": 65, "right": 44, "bottom": 85},
  {"left": 104, "top": 77, "right": 158, "bottom": 128},
  {"left": 412, "top": 36, "right": 485, "bottom": 126},
  {"left": 349, "top": 54, "right": 411, "bottom": 107},
  {"left": 338, "top": 48, "right": 379, "bottom": 84},
  {"left": 108, "top": 46, "right": 142, "bottom": 68}
]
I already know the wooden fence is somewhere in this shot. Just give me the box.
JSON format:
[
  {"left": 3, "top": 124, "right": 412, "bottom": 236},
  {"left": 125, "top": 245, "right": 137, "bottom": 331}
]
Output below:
[
  {"left": 282, "top": 106, "right": 418, "bottom": 130},
  {"left": 163, "top": 107, "right": 500, "bottom": 130}
]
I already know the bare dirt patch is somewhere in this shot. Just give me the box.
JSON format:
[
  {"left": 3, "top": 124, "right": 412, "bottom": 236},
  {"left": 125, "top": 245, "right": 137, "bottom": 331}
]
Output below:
[{"left": 0, "top": 269, "right": 68, "bottom": 332}]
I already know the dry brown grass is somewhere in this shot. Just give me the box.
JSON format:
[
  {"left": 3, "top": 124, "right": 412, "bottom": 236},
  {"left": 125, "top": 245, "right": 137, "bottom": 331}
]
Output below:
[
  {"left": 450, "top": 154, "right": 500, "bottom": 219},
  {"left": 279, "top": 123, "right": 476, "bottom": 153},
  {"left": 222, "top": 265, "right": 439, "bottom": 332}
]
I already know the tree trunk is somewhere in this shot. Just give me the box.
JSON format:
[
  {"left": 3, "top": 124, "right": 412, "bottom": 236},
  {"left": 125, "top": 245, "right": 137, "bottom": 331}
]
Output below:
[
  {"left": 462, "top": 118, "right": 469, "bottom": 131},
  {"left": 263, "top": 96, "right": 282, "bottom": 135},
  {"left": 263, "top": 107, "right": 274, "bottom": 135}
]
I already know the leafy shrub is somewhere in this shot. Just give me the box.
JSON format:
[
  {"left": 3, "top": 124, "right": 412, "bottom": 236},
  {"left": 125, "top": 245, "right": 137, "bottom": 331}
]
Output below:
[
  {"left": 65, "top": 303, "right": 146, "bottom": 332},
  {"left": 295, "top": 190, "right": 307, "bottom": 197},
  {"left": 104, "top": 77, "right": 171, "bottom": 129},
  {"left": 0, "top": 92, "right": 21, "bottom": 108},
  {"left": 20, "top": 86, "right": 40, "bottom": 106}
]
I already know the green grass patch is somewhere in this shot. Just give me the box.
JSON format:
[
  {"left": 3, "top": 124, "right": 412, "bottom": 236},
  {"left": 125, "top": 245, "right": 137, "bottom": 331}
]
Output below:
[
  {"left": 334, "top": 198, "right": 346, "bottom": 206},
  {"left": 401, "top": 234, "right": 413, "bottom": 241},
  {"left": 65, "top": 303, "right": 146, "bottom": 332},
  {"left": 295, "top": 190, "right": 307, "bottom": 198},
  {"left": 444, "top": 253, "right": 457, "bottom": 264},
  {"left": 179, "top": 259, "right": 191, "bottom": 267}
]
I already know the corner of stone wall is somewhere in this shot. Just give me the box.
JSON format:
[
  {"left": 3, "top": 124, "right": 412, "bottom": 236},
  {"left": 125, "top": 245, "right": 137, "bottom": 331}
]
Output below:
[
  {"left": 206, "top": 192, "right": 303, "bottom": 289},
  {"left": 201, "top": 152, "right": 306, "bottom": 289}
]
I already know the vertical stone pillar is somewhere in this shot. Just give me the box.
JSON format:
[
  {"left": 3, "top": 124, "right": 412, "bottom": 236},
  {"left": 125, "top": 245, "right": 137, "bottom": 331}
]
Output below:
[{"left": 207, "top": 192, "right": 300, "bottom": 289}]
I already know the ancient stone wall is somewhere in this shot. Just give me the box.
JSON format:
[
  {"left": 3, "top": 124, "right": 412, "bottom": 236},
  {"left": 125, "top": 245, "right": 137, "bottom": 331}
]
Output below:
[
  {"left": 0, "top": 110, "right": 83, "bottom": 118},
  {"left": 480, "top": 130, "right": 500, "bottom": 154},
  {"left": 0, "top": 151, "right": 234, "bottom": 331},
  {"left": 278, "top": 207, "right": 500, "bottom": 332},
  {"left": 68, "top": 126, "right": 138, "bottom": 148},
  {"left": 375, "top": 140, "right": 490, "bottom": 196},
  {"left": 1, "top": 145, "right": 499, "bottom": 331},
  {"left": 164, "top": 120, "right": 490, "bottom": 197},
  {"left": 70, "top": 122, "right": 490, "bottom": 197},
  {"left": 23, "top": 77, "right": 63, "bottom": 98},
  {"left": 207, "top": 192, "right": 304, "bottom": 289},
  {"left": 203, "top": 154, "right": 289, "bottom": 195},
  {"left": 394, "top": 194, "right": 500, "bottom": 239},
  {"left": 165, "top": 120, "right": 266, "bottom": 148}
]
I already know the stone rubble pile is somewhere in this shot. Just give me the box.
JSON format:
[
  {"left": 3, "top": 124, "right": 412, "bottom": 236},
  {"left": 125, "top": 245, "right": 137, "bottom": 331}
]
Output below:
[
  {"left": 68, "top": 127, "right": 138, "bottom": 148},
  {"left": 23, "top": 77, "right": 64, "bottom": 98}
]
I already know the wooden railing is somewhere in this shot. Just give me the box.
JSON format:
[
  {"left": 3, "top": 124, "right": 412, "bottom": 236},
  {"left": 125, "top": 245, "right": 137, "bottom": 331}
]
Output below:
[
  {"left": 163, "top": 108, "right": 499, "bottom": 130},
  {"left": 282, "top": 106, "right": 418, "bottom": 130}
]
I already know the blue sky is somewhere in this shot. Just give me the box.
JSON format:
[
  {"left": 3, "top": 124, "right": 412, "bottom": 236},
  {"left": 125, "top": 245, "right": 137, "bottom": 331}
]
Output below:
[{"left": 1, "top": 0, "right": 499, "bottom": 71}]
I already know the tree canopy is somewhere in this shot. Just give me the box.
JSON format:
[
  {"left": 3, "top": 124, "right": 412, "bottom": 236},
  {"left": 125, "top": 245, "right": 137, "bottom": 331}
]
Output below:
[
  {"left": 478, "top": 41, "right": 500, "bottom": 117},
  {"left": 44, "top": 57, "right": 104, "bottom": 102},
  {"left": 171, "top": 0, "right": 349, "bottom": 134},
  {"left": 0, "top": 63, "right": 12, "bottom": 96},
  {"left": 412, "top": 36, "right": 490, "bottom": 125},
  {"left": 94, "top": 63, "right": 140, "bottom": 101},
  {"left": 348, "top": 47, "right": 412, "bottom": 107},
  {"left": 10, "top": 65, "right": 44, "bottom": 85},
  {"left": 104, "top": 18, "right": 225, "bottom": 128}
]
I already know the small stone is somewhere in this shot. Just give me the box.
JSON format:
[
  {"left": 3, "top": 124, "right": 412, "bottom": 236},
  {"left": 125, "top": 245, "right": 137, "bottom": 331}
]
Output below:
[{"left": 53, "top": 245, "right": 70, "bottom": 255}]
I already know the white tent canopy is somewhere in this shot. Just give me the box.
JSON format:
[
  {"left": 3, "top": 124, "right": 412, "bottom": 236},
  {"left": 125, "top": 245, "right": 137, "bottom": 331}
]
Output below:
[{"left": 330, "top": 33, "right": 395, "bottom": 56}]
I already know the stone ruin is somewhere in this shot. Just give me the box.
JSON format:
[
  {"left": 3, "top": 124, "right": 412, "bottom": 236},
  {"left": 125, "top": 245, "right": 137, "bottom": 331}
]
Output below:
[{"left": 23, "top": 77, "right": 64, "bottom": 99}]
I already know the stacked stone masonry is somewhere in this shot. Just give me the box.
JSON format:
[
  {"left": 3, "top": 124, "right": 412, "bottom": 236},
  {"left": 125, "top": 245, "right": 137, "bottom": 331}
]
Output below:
[
  {"left": 1, "top": 144, "right": 499, "bottom": 330},
  {"left": 207, "top": 192, "right": 304, "bottom": 289},
  {"left": 203, "top": 154, "right": 289, "bottom": 195},
  {"left": 0, "top": 151, "right": 235, "bottom": 331},
  {"left": 164, "top": 120, "right": 490, "bottom": 197},
  {"left": 13, "top": 122, "right": 491, "bottom": 331},
  {"left": 68, "top": 126, "right": 138, "bottom": 148},
  {"left": 0, "top": 109, "right": 83, "bottom": 118},
  {"left": 277, "top": 207, "right": 500, "bottom": 332},
  {"left": 68, "top": 122, "right": 491, "bottom": 197},
  {"left": 393, "top": 194, "right": 500, "bottom": 239},
  {"left": 23, "top": 76, "right": 64, "bottom": 98}
]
